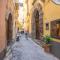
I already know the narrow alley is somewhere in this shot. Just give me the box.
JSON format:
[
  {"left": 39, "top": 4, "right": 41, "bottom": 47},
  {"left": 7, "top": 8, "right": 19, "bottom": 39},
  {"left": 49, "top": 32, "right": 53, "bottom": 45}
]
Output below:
[
  {"left": 0, "top": 0, "right": 60, "bottom": 60},
  {"left": 4, "top": 34, "right": 58, "bottom": 60}
]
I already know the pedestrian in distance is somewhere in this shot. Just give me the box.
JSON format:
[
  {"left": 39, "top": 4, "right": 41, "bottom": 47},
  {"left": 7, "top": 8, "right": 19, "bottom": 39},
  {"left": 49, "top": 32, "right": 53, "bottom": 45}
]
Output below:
[
  {"left": 25, "top": 32, "right": 28, "bottom": 40},
  {"left": 16, "top": 28, "right": 20, "bottom": 41}
]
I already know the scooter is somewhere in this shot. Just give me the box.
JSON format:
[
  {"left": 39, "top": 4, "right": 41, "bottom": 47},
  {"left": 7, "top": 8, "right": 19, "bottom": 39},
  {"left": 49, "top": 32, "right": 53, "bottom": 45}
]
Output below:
[{"left": 16, "top": 36, "right": 19, "bottom": 41}]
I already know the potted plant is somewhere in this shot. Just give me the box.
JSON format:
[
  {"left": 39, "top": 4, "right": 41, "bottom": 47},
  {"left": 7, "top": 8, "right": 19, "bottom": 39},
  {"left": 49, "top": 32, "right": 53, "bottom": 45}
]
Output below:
[{"left": 43, "top": 36, "right": 52, "bottom": 53}]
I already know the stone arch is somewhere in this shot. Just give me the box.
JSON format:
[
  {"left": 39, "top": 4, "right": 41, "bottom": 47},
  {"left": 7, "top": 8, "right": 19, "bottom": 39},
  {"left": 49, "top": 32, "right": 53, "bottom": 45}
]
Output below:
[{"left": 31, "top": 3, "right": 43, "bottom": 40}]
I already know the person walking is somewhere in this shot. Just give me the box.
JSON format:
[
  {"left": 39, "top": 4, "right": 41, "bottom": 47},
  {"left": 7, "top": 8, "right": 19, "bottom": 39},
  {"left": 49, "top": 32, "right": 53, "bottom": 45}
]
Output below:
[
  {"left": 25, "top": 31, "right": 28, "bottom": 40},
  {"left": 16, "top": 28, "right": 20, "bottom": 41}
]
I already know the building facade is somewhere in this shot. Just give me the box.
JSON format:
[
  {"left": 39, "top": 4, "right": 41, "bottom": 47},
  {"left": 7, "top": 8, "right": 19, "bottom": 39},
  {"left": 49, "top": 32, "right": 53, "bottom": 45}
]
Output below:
[
  {"left": 0, "top": 0, "right": 7, "bottom": 59},
  {"left": 44, "top": 0, "right": 60, "bottom": 58},
  {"left": 5, "top": 0, "right": 15, "bottom": 46},
  {"left": 0, "top": 0, "right": 18, "bottom": 59},
  {"left": 25, "top": 0, "right": 60, "bottom": 58},
  {"left": 15, "top": 3, "right": 19, "bottom": 33},
  {"left": 23, "top": 0, "right": 28, "bottom": 32}
]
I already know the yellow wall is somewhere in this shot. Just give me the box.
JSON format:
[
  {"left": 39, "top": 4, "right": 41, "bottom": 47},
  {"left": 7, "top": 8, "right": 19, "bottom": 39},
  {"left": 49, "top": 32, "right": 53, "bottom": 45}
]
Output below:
[
  {"left": 25, "top": 0, "right": 43, "bottom": 34},
  {"left": 29, "top": 0, "right": 44, "bottom": 34},
  {"left": 23, "top": 0, "right": 27, "bottom": 31},
  {"left": 24, "top": 0, "right": 60, "bottom": 42},
  {"left": 44, "top": 0, "right": 60, "bottom": 42},
  {"left": 16, "top": 20, "right": 23, "bottom": 31}
]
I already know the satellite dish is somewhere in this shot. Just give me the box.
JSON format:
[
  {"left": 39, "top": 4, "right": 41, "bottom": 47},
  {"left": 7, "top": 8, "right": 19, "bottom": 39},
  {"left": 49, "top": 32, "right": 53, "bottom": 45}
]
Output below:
[{"left": 52, "top": 0, "right": 60, "bottom": 4}]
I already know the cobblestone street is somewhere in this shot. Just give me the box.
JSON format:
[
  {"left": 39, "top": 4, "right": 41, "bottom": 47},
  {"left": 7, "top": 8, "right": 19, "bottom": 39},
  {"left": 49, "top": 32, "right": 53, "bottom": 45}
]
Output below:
[
  {"left": 1, "top": 0, "right": 60, "bottom": 60},
  {"left": 4, "top": 34, "right": 59, "bottom": 60}
]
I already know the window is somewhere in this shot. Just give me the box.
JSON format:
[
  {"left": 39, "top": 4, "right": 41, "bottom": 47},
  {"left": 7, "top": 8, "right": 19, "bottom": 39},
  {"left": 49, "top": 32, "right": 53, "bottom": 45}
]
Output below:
[
  {"left": 46, "top": 23, "right": 49, "bottom": 30},
  {"left": 51, "top": 20, "right": 60, "bottom": 39}
]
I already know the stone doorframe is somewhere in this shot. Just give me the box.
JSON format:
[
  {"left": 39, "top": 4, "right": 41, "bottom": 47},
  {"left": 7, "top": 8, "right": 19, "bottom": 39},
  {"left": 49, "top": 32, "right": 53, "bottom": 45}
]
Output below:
[{"left": 31, "top": 3, "right": 43, "bottom": 40}]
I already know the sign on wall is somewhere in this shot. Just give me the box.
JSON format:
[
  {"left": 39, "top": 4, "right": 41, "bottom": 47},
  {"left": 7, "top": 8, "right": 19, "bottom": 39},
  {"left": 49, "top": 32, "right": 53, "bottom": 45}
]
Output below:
[{"left": 52, "top": 0, "right": 60, "bottom": 4}]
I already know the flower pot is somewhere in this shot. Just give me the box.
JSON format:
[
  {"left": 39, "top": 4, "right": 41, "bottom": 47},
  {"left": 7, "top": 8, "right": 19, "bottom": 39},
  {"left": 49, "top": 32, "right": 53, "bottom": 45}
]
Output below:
[{"left": 43, "top": 44, "right": 52, "bottom": 53}]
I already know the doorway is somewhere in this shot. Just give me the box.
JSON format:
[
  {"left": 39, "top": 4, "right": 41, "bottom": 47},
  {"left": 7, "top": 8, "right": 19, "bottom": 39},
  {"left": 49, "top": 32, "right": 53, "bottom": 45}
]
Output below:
[
  {"left": 35, "top": 10, "right": 40, "bottom": 39},
  {"left": 6, "top": 13, "right": 13, "bottom": 45},
  {"left": 33, "top": 8, "right": 43, "bottom": 40}
]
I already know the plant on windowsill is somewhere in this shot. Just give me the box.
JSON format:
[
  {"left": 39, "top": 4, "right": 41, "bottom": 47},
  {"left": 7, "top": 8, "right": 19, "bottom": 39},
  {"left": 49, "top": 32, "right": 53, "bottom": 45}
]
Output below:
[{"left": 42, "top": 36, "right": 52, "bottom": 53}]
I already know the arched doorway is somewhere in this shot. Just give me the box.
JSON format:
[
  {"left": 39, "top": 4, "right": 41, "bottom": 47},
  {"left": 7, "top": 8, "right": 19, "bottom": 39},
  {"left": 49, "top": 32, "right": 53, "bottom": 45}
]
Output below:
[
  {"left": 34, "top": 10, "right": 40, "bottom": 39},
  {"left": 6, "top": 13, "right": 13, "bottom": 45},
  {"left": 32, "top": 4, "right": 43, "bottom": 40}
]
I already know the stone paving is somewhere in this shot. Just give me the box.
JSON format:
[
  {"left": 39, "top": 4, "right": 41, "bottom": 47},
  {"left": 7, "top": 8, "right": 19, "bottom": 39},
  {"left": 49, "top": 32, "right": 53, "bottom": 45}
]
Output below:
[{"left": 4, "top": 34, "right": 59, "bottom": 60}]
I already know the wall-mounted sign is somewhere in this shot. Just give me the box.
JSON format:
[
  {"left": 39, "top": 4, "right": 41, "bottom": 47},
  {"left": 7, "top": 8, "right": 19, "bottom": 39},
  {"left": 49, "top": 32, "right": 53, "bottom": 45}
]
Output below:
[{"left": 52, "top": 0, "right": 60, "bottom": 4}]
